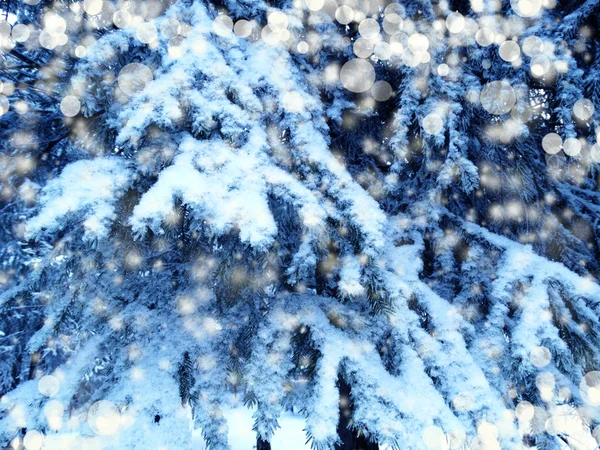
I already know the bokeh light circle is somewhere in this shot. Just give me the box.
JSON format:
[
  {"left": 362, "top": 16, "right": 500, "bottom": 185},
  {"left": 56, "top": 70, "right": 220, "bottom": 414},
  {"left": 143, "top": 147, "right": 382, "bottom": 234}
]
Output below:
[
  {"left": 542, "top": 133, "right": 562, "bottom": 155},
  {"left": 83, "top": 0, "right": 103, "bottom": 16},
  {"left": 160, "top": 18, "right": 181, "bottom": 39},
  {"left": 511, "top": 0, "right": 543, "bottom": 17},
  {"left": 23, "top": 430, "right": 44, "bottom": 450},
  {"left": 522, "top": 36, "right": 544, "bottom": 56},
  {"left": 359, "top": 18, "right": 380, "bottom": 39},
  {"left": 268, "top": 11, "right": 288, "bottom": 32},
  {"left": 371, "top": 81, "right": 393, "bottom": 102},
  {"left": 118, "top": 63, "right": 154, "bottom": 96},
  {"left": 340, "top": 59, "right": 376, "bottom": 93},
  {"left": 0, "top": 95, "right": 9, "bottom": 116},
  {"left": 499, "top": 40, "right": 521, "bottom": 62},
  {"left": 573, "top": 98, "right": 595, "bottom": 121},
  {"left": 213, "top": 15, "right": 233, "bottom": 37},
  {"left": 563, "top": 137, "right": 581, "bottom": 156},
  {"left": 382, "top": 14, "right": 403, "bottom": 35},
  {"left": 422, "top": 114, "right": 444, "bottom": 134},
  {"left": 12, "top": 24, "right": 30, "bottom": 43},
  {"left": 306, "top": 0, "right": 325, "bottom": 12},
  {"left": 38, "top": 375, "right": 60, "bottom": 397},
  {"left": 353, "top": 38, "right": 374, "bottom": 58},
  {"left": 88, "top": 400, "right": 121, "bottom": 435},
  {"left": 335, "top": 6, "right": 354, "bottom": 25},
  {"left": 530, "top": 54, "right": 550, "bottom": 77},
  {"left": 408, "top": 33, "right": 429, "bottom": 54},
  {"left": 374, "top": 42, "right": 392, "bottom": 60},
  {"left": 480, "top": 80, "right": 516, "bottom": 115},
  {"left": 580, "top": 371, "right": 600, "bottom": 406},
  {"left": 234, "top": 20, "right": 253, "bottom": 38},
  {"left": 60, "top": 95, "right": 81, "bottom": 117},
  {"left": 423, "top": 425, "right": 445, "bottom": 448},
  {"left": 475, "top": 28, "right": 494, "bottom": 47},
  {"left": 136, "top": 22, "right": 158, "bottom": 44},
  {"left": 113, "top": 10, "right": 131, "bottom": 28},
  {"left": 297, "top": 41, "right": 309, "bottom": 54},
  {"left": 446, "top": 12, "right": 465, "bottom": 34},
  {"left": 530, "top": 345, "right": 552, "bottom": 367},
  {"left": 515, "top": 401, "right": 535, "bottom": 421}
]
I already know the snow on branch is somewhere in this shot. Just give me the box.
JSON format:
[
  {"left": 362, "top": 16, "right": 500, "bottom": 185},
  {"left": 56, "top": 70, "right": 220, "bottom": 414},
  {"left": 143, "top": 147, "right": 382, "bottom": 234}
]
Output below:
[{"left": 26, "top": 158, "right": 131, "bottom": 239}]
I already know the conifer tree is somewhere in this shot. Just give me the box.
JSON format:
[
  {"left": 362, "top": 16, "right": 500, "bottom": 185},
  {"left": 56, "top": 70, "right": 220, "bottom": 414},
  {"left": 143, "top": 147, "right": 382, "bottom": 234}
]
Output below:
[{"left": 1, "top": 0, "right": 600, "bottom": 449}]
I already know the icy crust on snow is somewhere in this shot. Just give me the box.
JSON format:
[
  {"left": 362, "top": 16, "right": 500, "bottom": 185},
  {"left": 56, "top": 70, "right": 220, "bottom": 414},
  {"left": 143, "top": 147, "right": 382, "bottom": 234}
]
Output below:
[{"left": 25, "top": 158, "right": 131, "bottom": 239}]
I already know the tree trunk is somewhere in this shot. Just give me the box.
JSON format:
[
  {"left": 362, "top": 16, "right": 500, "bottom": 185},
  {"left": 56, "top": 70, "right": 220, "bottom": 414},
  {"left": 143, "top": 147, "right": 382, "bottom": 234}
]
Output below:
[
  {"left": 335, "top": 376, "right": 379, "bottom": 450},
  {"left": 257, "top": 438, "right": 271, "bottom": 450}
]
